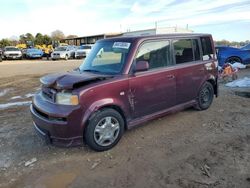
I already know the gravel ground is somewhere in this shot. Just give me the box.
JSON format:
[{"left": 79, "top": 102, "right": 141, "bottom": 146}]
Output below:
[{"left": 0, "top": 60, "right": 250, "bottom": 188}]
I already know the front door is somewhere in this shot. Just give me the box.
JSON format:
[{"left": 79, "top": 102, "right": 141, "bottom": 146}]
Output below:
[{"left": 129, "top": 40, "right": 176, "bottom": 118}]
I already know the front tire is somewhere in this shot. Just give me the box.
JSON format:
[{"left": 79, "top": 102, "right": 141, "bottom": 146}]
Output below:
[
  {"left": 85, "top": 108, "right": 125, "bottom": 151},
  {"left": 195, "top": 82, "right": 214, "bottom": 110},
  {"left": 65, "top": 54, "right": 68, "bottom": 60}
]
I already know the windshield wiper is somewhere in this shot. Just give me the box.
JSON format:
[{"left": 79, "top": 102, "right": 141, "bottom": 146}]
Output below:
[{"left": 83, "top": 69, "right": 102, "bottom": 73}]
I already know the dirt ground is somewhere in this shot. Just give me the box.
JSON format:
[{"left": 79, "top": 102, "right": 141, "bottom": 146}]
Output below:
[{"left": 0, "top": 60, "right": 250, "bottom": 188}]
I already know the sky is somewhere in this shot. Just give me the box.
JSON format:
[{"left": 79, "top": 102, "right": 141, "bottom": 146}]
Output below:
[{"left": 0, "top": 0, "right": 250, "bottom": 41}]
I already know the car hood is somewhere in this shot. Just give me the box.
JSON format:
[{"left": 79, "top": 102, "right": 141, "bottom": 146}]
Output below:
[
  {"left": 76, "top": 49, "right": 85, "bottom": 52},
  {"left": 76, "top": 49, "right": 89, "bottom": 52},
  {"left": 53, "top": 51, "right": 67, "bottom": 54},
  {"left": 4, "top": 51, "right": 21, "bottom": 54},
  {"left": 40, "top": 71, "right": 113, "bottom": 90}
]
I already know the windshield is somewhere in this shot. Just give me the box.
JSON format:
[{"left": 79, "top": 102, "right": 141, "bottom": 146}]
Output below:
[
  {"left": 27, "top": 48, "right": 40, "bottom": 52},
  {"left": 79, "top": 41, "right": 131, "bottom": 74},
  {"left": 241, "top": 44, "right": 250, "bottom": 50},
  {"left": 55, "top": 47, "right": 67, "bottom": 51},
  {"left": 5, "top": 47, "right": 19, "bottom": 51}
]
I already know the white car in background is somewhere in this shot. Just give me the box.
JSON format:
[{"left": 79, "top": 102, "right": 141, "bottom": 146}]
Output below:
[
  {"left": 75, "top": 45, "right": 92, "bottom": 59},
  {"left": 51, "top": 46, "right": 76, "bottom": 60},
  {"left": 3, "top": 46, "right": 22, "bottom": 60}
]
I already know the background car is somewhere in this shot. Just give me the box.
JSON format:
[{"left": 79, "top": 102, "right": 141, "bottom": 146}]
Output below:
[
  {"left": 3, "top": 46, "right": 22, "bottom": 60},
  {"left": 0, "top": 49, "right": 3, "bottom": 62},
  {"left": 21, "top": 48, "right": 28, "bottom": 58},
  {"left": 51, "top": 45, "right": 76, "bottom": 60},
  {"left": 75, "top": 45, "right": 92, "bottom": 59},
  {"left": 216, "top": 46, "right": 250, "bottom": 66},
  {"left": 25, "top": 48, "right": 44, "bottom": 59},
  {"left": 241, "top": 43, "right": 250, "bottom": 50}
]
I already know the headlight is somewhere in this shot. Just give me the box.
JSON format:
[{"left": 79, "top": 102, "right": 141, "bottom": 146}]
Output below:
[{"left": 56, "top": 92, "right": 79, "bottom": 105}]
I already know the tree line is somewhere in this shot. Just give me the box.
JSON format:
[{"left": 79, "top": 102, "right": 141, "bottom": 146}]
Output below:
[
  {"left": 0, "top": 30, "right": 78, "bottom": 48},
  {"left": 215, "top": 40, "right": 249, "bottom": 47},
  {"left": 0, "top": 31, "right": 249, "bottom": 48}
]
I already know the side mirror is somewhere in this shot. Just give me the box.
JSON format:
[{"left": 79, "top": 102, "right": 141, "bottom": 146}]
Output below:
[{"left": 135, "top": 61, "right": 149, "bottom": 72}]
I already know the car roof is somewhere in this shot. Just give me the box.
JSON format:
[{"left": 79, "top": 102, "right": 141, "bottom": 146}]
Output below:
[{"left": 97, "top": 33, "right": 212, "bottom": 43}]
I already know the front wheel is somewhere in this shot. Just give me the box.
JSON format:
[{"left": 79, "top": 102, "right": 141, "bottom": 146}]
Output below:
[
  {"left": 65, "top": 54, "right": 68, "bottom": 60},
  {"left": 84, "top": 108, "right": 125, "bottom": 151},
  {"left": 195, "top": 82, "right": 214, "bottom": 110}
]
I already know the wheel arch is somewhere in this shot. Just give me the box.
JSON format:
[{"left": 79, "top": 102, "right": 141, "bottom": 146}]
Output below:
[
  {"left": 81, "top": 100, "right": 128, "bottom": 134},
  {"left": 206, "top": 78, "right": 218, "bottom": 97},
  {"left": 225, "top": 56, "right": 242, "bottom": 63},
  {"left": 97, "top": 105, "right": 127, "bottom": 129},
  {"left": 197, "top": 74, "right": 218, "bottom": 98}
]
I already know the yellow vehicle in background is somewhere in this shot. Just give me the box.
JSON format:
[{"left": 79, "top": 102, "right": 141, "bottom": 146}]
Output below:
[{"left": 16, "top": 43, "right": 27, "bottom": 49}]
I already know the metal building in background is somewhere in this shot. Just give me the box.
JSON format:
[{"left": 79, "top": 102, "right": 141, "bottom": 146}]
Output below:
[
  {"left": 62, "top": 33, "right": 122, "bottom": 46},
  {"left": 62, "top": 26, "right": 193, "bottom": 46}
]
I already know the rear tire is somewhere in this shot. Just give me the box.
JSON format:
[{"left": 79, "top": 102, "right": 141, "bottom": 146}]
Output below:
[
  {"left": 195, "top": 82, "right": 214, "bottom": 110},
  {"left": 226, "top": 56, "right": 241, "bottom": 64},
  {"left": 84, "top": 108, "right": 125, "bottom": 151}
]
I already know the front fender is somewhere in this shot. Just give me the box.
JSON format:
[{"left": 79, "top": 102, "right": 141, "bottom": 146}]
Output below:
[{"left": 80, "top": 98, "right": 128, "bottom": 131}]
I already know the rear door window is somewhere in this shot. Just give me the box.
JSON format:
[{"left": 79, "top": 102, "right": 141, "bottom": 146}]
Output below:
[
  {"left": 201, "top": 37, "right": 213, "bottom": 60},
  {"left": 173, "top": 39, "right": 201, "bottom": 64}
]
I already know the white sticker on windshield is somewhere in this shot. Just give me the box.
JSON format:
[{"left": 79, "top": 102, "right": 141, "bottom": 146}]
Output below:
[{"left": 113, "top": 42, "right": 131, "bottom": 49}]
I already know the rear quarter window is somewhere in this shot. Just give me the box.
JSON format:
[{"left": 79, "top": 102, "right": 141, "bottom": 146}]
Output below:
[{"left": 201, "top": 37, "right": 214, "bottom": 60}]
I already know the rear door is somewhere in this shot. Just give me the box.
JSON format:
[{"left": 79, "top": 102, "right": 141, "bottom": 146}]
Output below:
[
  {"left": 173, "top": 38, "right": 205, "bottom": 104},
  {"left": 129, "top": 40, "right": 176, "bottom": 118}
]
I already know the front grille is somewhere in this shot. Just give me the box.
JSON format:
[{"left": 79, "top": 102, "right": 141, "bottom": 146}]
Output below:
[
  {"left": 9, "top": 54, "right": 19, "bottom": 56},
  {"left": 42, "top": 87, "right": 56, "bottom": 102},
  {"left": 33, "top": 106, "right": 67, "bottom": 122},
  {"left": 77, "top": 52, "right": 86, "bottom": 56},
  {"left": 53, "top": 53, "right": 60, "bottom": 56}
]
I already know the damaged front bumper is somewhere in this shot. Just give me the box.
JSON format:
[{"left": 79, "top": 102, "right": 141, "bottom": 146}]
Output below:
[{"left": 30, "top": 93, "right": 85, "bottom": 147}]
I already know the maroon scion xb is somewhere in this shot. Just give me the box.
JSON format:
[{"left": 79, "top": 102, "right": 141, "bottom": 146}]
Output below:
[{"left": 30, "top": 34, "right": 218, "bottom": 151}]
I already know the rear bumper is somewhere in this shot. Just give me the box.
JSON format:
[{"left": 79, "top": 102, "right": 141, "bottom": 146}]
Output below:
[{"left": 30, "top": 93, "right": 85, "bottom": 147}]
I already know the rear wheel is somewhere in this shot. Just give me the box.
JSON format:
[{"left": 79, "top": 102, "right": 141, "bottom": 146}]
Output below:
[
  {"left": 85, "top": 108, "right": 125, "bottom": 151},
  {"left": 195, "top": 82, "right": 214, "bottom": 110},
  {"left": 226, "top": 56, "right": 241, "bottom": 64}
]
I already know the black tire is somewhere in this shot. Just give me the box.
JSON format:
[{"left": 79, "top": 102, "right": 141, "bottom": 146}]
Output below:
[
  {"left": 226, "top": 56, "right": 241, "bottom": 64},
  {"left": 195, "top": 82, "right": 214, "bottom": 110},
  {"left": 84, "top": 108, "right": 125, "bottom": 151}
]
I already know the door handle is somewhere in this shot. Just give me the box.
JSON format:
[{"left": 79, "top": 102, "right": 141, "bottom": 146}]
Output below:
[{"left": 166, "top": 75, "right": 175, "bottom": 79}]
